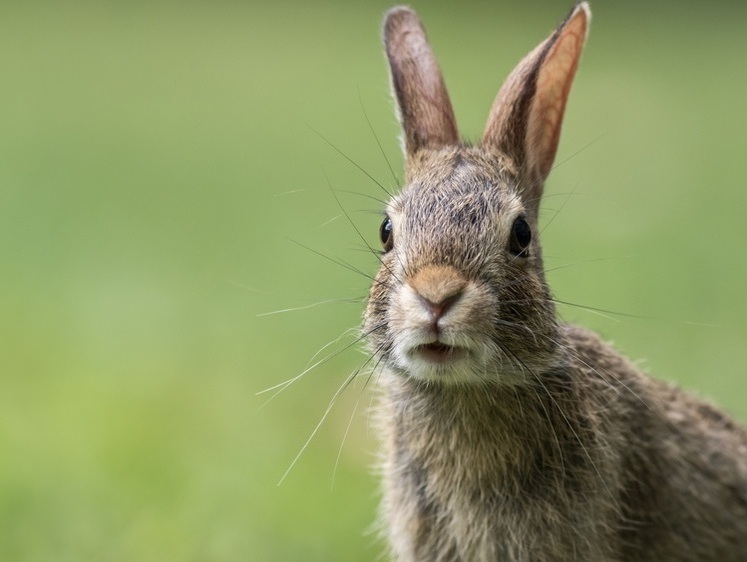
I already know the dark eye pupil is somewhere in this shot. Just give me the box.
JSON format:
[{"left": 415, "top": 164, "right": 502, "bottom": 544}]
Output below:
[
  {"left": 380, "top": 217, "right": 393, "bottom": 252},
  {"left": 509, "top": 216, "right": 531, "bottom": 256}
]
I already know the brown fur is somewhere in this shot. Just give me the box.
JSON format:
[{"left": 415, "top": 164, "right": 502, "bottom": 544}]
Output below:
[{"left": 363, "top": 4, "right": 747, "bottom": 561}]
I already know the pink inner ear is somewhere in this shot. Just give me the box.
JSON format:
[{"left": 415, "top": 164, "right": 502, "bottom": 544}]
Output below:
[{"left": 527, "top": 10, "right": 587, "bottom": 180}]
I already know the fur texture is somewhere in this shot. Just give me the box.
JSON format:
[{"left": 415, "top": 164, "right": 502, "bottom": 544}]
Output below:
[{"left": 363, "top": 4, "right": 747, "bottom": 561}]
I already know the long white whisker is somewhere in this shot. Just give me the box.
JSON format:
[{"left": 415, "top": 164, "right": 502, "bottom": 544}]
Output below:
[
  {"left": 318, "top": 214, "right": 342, "bottom": 228},
  {"left": 278, "top": 366, "right": 361, "bottom": 486},
  {"left": 332, "top": 395, "right": 361, "bottom": 490},
  {"left": 330, "top": 349, "right": 385, "bottom": 489},
  {"left": 256, "top": 298, "right": 361, "bottom": 317},
  {"left": 256, "top": 328, "right": 361, "bottom": 404}
]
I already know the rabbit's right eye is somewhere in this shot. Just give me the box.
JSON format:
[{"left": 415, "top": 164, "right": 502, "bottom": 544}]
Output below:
[
  {"left": 509, "top": 215, "right": 531, "bottom": 257},
  {"left": 380, "top": 216, "right": 394, "bottom": 252}
]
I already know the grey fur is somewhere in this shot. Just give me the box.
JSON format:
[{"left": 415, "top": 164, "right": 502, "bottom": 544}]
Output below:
[{"left": 363, "top": 4, "right": 747, "bottom": 561}]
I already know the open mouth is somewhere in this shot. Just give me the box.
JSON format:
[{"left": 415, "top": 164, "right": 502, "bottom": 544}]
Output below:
[{"left": 414, "top": 342, "right": 466, "bottom": 364}]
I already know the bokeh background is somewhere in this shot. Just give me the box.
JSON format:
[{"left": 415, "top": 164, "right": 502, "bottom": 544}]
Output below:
[{"left": 2, "top": 0, "right": 747, "bottom": 560}]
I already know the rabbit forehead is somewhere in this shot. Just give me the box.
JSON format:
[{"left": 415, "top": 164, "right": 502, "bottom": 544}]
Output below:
[
  {"left": 404, "top": 145, "right": 516, "bottom": 186},
  {"left": 385, "top": 149, "right": 525, "bottom": 272},
  {"left": 387, "top": 147, "right": 522, "bottom": 225}
]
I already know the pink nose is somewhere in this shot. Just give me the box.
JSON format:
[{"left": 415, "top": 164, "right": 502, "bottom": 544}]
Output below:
[
  {"left": 408, "top": 265, "right": 468, "bottom": 326},
  {"left": 418, "top": 291, "right": 463, "bottom": 322}
]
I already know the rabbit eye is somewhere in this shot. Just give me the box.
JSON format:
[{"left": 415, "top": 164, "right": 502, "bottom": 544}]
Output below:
[
  {"left": 380, "top": 216, "right": 394, "bottom": 252},
  {"left": 509, "top": 216, "right": 531, "bottom": 257}
]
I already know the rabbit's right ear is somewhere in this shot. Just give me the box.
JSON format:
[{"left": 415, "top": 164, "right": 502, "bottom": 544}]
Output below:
[
  {"left": 383, "top": 7, "right": 459, "bottom": 159},
  {"left": 483, "top": 3, "right": 590, "bottom": 208}
]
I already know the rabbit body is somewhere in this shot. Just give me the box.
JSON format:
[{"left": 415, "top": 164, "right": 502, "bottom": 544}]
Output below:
[
  {"left": 378, "top": 324, "right": 747, "bottom": 561},
  {"left": 365, "top": 4, "right": 747, "bottom": 561}
]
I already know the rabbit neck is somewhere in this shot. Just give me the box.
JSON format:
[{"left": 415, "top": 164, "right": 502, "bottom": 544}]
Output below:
[
  {"left": 380, "top": 370, "right": 585, "bottom": 480},
  {"left": 378, "top": 368, "right": 611, "bottom": 559}
]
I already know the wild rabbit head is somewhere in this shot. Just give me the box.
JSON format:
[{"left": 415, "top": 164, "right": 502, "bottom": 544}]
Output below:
[{"left": 364, "top": 4, "right": 589, "bottom": 385}]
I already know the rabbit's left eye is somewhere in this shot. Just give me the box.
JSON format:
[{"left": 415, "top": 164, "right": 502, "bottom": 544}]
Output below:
[
  {"left": 509, "top": 216, "right": 531, "bottom": 257},
  {"left": 380, "top": 216, "right": 394, "bottom": 252}
]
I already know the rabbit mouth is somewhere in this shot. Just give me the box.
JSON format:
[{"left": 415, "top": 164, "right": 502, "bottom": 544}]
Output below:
[{"left": 413, "top": 342, "right": 467, "bottom": 364}]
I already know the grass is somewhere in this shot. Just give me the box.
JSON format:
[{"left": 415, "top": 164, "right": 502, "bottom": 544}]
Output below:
[{"left": 1, "top": 0, "right": 747, "bottom": 560}]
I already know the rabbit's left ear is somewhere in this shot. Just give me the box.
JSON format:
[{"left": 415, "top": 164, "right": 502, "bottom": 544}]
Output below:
[
  {"left": 483, "top": 2, "right": 589, "bottom": 203},
  {"left": 384, "top": 7, "right": 459, "bottom": 159}
]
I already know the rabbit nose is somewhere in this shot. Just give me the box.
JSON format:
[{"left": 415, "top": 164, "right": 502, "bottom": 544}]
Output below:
[
  {"left": 418, "top": 291, "right": 463, "bottom": 322},
  {"left": 409, "top": 265, "right": 468, "bottom": 323}
]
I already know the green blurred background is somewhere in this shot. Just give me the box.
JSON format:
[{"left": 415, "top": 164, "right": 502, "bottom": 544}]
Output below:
[{"left": 2, "top": 0, "right": 747, "bottom": 560}]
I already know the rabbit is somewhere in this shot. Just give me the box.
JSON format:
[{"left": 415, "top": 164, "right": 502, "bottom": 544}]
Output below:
[{"left": 361, "top": 3, "right": 747, "bottom": 561}]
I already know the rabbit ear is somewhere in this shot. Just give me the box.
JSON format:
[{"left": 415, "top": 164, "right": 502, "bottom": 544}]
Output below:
[
  {"left": 384, "top": 7, "right": 459, "bottom": 157},
  {"left": 483, "top": 2, "right": 589, "bottom": 202}
]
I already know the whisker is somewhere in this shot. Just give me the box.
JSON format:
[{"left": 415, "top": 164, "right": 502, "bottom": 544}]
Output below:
[
  {"left": 553, "top": 300, "right": 632, "bottom": 321},
  {"left": 357, "top": 85, "right": 400, "bottom": 187},
  {"left": 540, "top": 181, "right": 579, "bottom": 236},
  {"left": 331, "top": 349, "right": 384, "bottom": 489},
  {"left": 290, "top": 239, "right": 381, "bottom": 285},
  {"left": 318, "top": 214, "right": 342, "bottom": 229},
  {"left": 277, "top": 367, "right": 358, "bottom": 486},
  {"left": 256, "top": 328, "right": 359, "bottom": 401},
  {"left": 523, "top": 131, "right": 608, "bottom": 208},
  {"left": 331, "top": 188, "right": 388, "bottom": 206},
  {"left": 544, "top": 256, "right": 633, "bottom": 276},
  {"left": 331, "top": 396, "right": 361, "bottom": 490},
  {"left": 363, "top": 349, "right": 388, "bottom": 440},
  {"left": 328, "top": 186, "right": 405, "bottom": 288},
  {"left": 305, "top": 123, "right": 392, "bottom": 198},
  {"left": 500, "top": 347, "right": 564, "bottom": 466},
  {"left": 257, "top": 298, "right": 363, "bottom": 317},
  {"left": 258, "top": 319, "right": 386, "bottom": 399},
  {"left": 273, "top": 189, "right": 310, "bottom": 197},
  {"left": 551, "top": 131, "right": 609, "bottom": 175},
  {"left": 546, "top": 334, "right": 650, "bottom": 410},
  {"left": 279, "top": 330, "right": 387, "bottom": 487}
]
